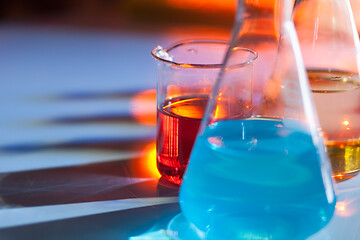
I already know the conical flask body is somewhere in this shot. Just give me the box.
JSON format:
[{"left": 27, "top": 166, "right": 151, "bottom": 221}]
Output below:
[
  {"left": 181, "top": 118, "right": 334, "bottom": 239},
  {"left": 293, "top": 0, "right": 360, "bottom": 181},
  {"left": 179, "top": 0, "right": 336, "bottom": 239}
]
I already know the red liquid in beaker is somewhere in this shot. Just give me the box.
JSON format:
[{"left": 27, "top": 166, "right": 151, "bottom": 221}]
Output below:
[{"left": 156, "top": 95, "right": 207, "bottom": 185}]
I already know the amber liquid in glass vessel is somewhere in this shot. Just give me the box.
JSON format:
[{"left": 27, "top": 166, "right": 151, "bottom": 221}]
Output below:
[
  {"left": 309, "top": 69, "right": 360, "bottom": 181},
  {"left": 156, "top": 95, "right": 208, "bottom": 185}
]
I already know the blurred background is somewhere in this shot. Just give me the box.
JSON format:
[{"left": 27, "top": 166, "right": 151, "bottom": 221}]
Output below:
[
  {"left": 0, "top": 0, "right": 359, "bottom": 33},
  {"left": 0, "top": 0, "right": 237, "bottom": 35}
]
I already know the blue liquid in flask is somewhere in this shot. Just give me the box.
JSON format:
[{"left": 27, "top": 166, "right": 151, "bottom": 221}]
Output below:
[{"left": 179, "top": 117, "right": 336, "bottom": 239}]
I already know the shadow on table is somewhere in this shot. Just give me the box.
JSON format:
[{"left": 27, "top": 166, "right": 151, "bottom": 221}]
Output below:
[{"left": 0, "top": 88, "right": 172, "bottom": 208}]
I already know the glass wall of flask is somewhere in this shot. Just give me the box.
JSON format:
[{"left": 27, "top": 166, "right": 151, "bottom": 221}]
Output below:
[
  {"left": 293, "top": 0, "right": 360, "bottom": 181},
  {"left": 175, "top": 0, "right": 337, "bottom": 239}
]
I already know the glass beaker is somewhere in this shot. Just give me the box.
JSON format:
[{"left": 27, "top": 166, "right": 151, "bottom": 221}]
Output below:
[
  {"left": 293, "top": 0, "right": 360, "bottom": 181},
  {"left": 152, "top": 40, "right": 257, "bottom": 185},
  {"left": 179, "top": 0, "right": 336, "bottom": 239}
]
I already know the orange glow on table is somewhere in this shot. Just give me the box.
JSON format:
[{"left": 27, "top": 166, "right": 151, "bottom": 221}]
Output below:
[
  {"left": 144, "top": 142, "right": 161, "bottom": 179},
  {"left": 130, "top": 89, "right": 157, "bottom": 126},
  {"left": 133, "top": 141, "right": 161, "bottom": 179}
]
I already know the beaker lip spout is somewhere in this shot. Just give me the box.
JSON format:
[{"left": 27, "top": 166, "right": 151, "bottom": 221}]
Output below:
[
  {"left": 151, "top": 39, "right": 258, "bottom": 69},
  {"left": 151, "top": 45, "right": 173, "bottom": 62}
]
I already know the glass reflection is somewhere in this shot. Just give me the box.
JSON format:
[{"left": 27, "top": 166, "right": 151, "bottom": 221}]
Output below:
[{"left": 130, "top": 89, "right": 157, "bottom": 126}]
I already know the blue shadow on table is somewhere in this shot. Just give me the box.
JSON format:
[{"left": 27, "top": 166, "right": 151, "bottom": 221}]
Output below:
[{"left": 0, "top": 87, "right": 183, "bottom": 239}]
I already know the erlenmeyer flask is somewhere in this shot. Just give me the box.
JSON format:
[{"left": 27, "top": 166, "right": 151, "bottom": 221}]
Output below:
[
  {"left": 293, "top": 0, "right": 360, "bottom": 181},
  {"left": 179, "top": 0, "right": 336, "bottom": 239}
]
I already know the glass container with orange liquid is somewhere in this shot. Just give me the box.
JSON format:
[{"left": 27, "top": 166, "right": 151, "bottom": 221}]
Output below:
[{"left": 152, "top": 40, "right": 256, "bottom": 185}]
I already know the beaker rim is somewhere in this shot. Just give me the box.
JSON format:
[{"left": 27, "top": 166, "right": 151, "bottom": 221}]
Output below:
[{"left": 151, "top": 39, "right": 258, "bottom": 69}]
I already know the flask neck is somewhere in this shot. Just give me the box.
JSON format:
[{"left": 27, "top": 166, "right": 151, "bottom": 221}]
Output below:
[
  {"left": 237, "top": 0, "right": 279, "bottom": 45},
  {"left": 237, "top": 0, "right": 294, "bottom": 42}
]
